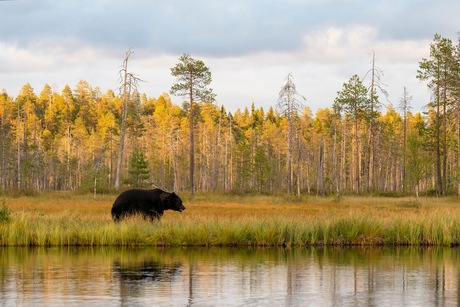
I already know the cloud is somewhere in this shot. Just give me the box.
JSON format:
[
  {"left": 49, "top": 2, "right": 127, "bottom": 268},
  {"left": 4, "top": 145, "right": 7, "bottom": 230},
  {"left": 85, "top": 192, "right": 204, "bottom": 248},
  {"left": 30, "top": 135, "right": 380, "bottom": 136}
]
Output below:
[
  {"left": 0, "top": 0, "right": 456, "bottom": 113},
  {"left": 0, "top": 42, "right": 55, "bottom": 73},
  {"left": 0, "top": 0, "right": 321, "bottom": 56},
  {"left": 2, "top": 0, "right": 458, "bottom": 58},
  {"left": 301, "top": 26, "right": 431, "bottom": 64},
  {"left": 301, "top": 26, "right": 377, "bottom": 63}
]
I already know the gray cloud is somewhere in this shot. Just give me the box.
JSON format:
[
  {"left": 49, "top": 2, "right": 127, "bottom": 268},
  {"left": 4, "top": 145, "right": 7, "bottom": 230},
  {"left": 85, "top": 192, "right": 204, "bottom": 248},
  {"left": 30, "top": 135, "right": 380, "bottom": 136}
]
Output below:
[
  {"left": 2, "top": 0, "right": 458, "bottom": 56},
  {"left": 0, "top": 0, "right": 334, "bottom": 55},
  {"left": 0, "top": 0, "right": 459, "bottom": 113}
]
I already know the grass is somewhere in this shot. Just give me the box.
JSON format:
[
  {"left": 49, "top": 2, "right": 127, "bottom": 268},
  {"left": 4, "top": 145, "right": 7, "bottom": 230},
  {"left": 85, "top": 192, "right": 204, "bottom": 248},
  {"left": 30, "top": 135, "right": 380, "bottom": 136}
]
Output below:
[{"left": 1, "top": 192, "right": 460, "bottom": 247}]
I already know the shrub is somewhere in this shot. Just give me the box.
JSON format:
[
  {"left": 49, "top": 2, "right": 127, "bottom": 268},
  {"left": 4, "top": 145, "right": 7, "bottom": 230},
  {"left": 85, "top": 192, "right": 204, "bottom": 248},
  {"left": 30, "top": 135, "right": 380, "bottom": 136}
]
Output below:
[{"left": 0, "top": 200, "right": 11, "bottom": 223}]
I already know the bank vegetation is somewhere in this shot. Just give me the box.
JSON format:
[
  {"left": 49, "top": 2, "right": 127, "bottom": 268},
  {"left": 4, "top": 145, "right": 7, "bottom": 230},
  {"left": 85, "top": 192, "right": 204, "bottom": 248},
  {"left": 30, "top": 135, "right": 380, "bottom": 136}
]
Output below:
[{"left": 1, "top": 193, "right": 460, "bottom": 247}]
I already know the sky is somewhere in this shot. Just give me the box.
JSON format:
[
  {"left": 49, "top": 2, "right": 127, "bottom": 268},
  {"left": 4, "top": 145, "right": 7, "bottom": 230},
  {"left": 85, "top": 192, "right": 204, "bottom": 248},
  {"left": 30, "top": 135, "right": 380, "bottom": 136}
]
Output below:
[{"left": 0, "top": 0, "right": 459, "bottom": 114}]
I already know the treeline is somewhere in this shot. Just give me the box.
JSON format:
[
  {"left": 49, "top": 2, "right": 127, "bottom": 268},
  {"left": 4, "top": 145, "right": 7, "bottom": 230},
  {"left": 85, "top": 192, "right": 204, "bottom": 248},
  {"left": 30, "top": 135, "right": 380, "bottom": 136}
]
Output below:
[{"left": 1, "top": 33, "right": 459, "bottom": 196}]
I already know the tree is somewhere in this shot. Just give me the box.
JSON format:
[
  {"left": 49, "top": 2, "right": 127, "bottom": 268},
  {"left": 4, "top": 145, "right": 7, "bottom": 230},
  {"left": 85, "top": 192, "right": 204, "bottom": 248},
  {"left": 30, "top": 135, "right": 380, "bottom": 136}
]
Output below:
[
  {"left": 406, "top": 113, "right": 431, "bottom": 197},
  {"left": 313, "top": 108, "right": 334, "bottom": 196},
  {"left": 417, "top": 34, "right": 455, "bottom": 195},
  {"left": 0, "top": 90, "right": 14, "bottom": 190},
  {"left": 277, "top": 73, "right": 306, "bottom": 195},
  {"left": 15, "top": 83, "right": 40, "bottom": 190},
  {"left": 170, "top": 53, "right": 215, "bottom": 194},
  {"left": 124, "top": 148, "right": 150, "bottom": 188},
  {"left": 334, "top": 74, "right": 369, "bottom": 194},
  {"left": 452, "top": 34, "right": 460, "bottom": 195},
  {"left": 60, "top": 85, "right": 76, "bottom": 190},
  {"left": 114, "top": 49, "right": 142, "bottom": 191},
  {"left": 398, "top": 87, "right": 413, "bottom": 192},
  {"left": 363, "top": 50, "right": 387, "bottom": 192}
]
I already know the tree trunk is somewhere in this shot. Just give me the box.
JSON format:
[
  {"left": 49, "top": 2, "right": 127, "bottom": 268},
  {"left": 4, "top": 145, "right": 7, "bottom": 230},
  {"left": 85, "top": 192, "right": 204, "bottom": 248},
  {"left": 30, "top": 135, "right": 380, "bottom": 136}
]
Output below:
[
  {"left": 17, "top": 101, "right": 21, "bottom": 190},
  {"left": 436, "top": 65, "right": 443, "bottom": 196},
  {"left": 354, "top": 119, "right": 360, "bottom": 194},
  {"left": 458, "top": 109, "right": 460, "bottom": 196},
  {"left": 114, "top": 51, "right": 133, "bottom": 191},
  {"left": 189, "top": 83, "right": 195, "bottom": 195},
  {"left": 318, "top": 141, "right": 324, "bottom": 196}
]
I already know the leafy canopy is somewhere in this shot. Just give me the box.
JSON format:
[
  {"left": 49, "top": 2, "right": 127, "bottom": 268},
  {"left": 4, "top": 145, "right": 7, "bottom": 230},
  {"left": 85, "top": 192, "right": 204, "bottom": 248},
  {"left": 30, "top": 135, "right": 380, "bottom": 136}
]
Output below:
[{"left": 170, "top": 53, "right": 215, "bottom": 103}]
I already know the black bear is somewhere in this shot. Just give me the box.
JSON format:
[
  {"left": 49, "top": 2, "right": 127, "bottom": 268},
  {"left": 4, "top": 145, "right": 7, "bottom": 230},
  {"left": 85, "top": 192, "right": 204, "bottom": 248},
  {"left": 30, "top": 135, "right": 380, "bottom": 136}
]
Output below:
[{"left": 111, "top": 188, "right": 185, "bottom": 221}]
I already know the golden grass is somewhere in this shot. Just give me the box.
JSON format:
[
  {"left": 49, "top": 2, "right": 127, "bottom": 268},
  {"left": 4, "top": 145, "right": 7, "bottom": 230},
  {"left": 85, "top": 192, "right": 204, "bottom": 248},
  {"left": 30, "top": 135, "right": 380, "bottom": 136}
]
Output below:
[{"left": 1, "top": 193, "right": 460, "bottom": 247}]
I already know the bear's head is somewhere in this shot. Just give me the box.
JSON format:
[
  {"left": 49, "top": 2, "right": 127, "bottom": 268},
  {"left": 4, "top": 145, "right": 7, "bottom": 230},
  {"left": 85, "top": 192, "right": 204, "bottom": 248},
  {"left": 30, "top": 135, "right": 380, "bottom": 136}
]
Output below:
[{"left": 162, "top": 192, "right": 185, "bottom": 212}]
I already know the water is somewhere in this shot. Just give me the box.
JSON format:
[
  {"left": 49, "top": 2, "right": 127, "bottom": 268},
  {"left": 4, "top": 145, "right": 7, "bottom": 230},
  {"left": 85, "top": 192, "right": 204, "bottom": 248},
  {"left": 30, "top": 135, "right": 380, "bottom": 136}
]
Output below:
[{"left": 0, "top": 247, "right": 459, "bottom": 306}]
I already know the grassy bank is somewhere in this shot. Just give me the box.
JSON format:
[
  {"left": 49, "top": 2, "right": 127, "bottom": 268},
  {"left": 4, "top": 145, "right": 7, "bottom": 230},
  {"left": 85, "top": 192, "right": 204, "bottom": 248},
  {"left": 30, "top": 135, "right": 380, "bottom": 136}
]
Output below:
[{"left": 1, "top": 193, "right": 460, "bottom": 247}]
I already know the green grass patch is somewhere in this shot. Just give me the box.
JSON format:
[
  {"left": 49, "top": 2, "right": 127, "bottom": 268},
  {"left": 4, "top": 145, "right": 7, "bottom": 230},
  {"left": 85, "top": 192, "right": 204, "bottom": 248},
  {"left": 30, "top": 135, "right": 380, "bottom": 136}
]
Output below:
[{"left": 1, "top": 192, "right": 460, "bottom": 247}]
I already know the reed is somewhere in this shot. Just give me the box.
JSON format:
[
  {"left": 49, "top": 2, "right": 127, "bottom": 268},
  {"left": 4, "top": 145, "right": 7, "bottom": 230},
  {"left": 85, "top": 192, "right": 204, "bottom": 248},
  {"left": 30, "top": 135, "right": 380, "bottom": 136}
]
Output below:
[{"left": 1, "top": 193, "right": 460, "bottom": 247}]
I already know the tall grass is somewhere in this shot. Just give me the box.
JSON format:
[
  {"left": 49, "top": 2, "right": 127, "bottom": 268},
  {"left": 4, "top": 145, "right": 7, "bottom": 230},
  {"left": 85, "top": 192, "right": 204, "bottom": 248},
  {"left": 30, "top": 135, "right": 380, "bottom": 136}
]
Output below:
[{"left": 1, "top": 193, "right": 460, "bottom": 247}]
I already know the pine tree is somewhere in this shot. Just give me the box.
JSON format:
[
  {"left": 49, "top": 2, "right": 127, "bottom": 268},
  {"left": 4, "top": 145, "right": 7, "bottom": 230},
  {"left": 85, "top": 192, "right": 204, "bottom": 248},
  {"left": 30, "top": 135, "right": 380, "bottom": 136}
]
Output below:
[
  {"left": 170, "top": 53, "right": 215, "bottom": 194},
  {"left": 417, "top": 34, "right": 455, "bottom": 195},
  {"left": 124, "top": 148, "right": 150, "bottom": 188},
  {"left": 334, "top": 74, "right": 369, "bottom": 194}
]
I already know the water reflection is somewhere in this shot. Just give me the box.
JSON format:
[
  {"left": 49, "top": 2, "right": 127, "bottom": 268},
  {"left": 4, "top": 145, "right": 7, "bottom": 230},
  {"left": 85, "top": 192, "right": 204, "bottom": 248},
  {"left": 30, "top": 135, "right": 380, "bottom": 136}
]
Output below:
[
  {"left": 113, "top": 256, "right": 182, "bottom": 305},
  {"left": 113, "top": 259, "right": 182, "bottom": 282},
  {"left": 0, "top": 246, "right": 459, "bottom": 306}
]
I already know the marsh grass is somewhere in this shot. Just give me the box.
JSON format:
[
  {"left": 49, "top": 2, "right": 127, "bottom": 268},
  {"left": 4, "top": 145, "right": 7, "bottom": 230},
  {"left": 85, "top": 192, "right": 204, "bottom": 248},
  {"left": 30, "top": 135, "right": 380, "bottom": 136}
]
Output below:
[
  {"left": 1, "top": 193, "right": 460, "bottom": 247},
  {"left": 396, "top": 200, "right": 422, "bottom": 209},
  {"left": 0, "top": 200, "right": 11, "bottom": 223}
]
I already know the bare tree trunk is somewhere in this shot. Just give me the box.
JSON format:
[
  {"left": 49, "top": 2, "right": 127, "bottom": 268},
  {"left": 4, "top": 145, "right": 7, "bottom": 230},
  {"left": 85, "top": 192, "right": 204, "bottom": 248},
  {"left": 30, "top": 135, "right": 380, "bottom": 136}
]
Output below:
[
  {"left": 368, "top": 53, "right": 376, "bottom": 193},
  {"left": 115, "top": 50, "right": 139, "bottom": 191},
  {"left": 277, "top": 74, "right": 305, "bottom": 195},
  {"left": 317, "top": 141, "right": 324, "bottom": 196},
  {"left": 114, "top": 64, "right": 129, "bottom": 191},
  {"left": 212, "top": 115, "right": 221, "bottom": 191},
  {"left": 402, "top": 88, "right": 408, "bottom": 192},
  {"left": 296, "top": 128, "right": 301, "bottom": 197},
  {"left": 332, "top": 111, "right": 343, "bottom": 201},
  {"left": 436, "top": 75, "right": 443, "bottom": 196},
  {"left": 17, "top": 101, "right": 21, "bottom": 190},
  {"left": 1, "top": 101, "right": 5, "bottom": 190},
  {"left": 442, "top": 86, "right": 448, "bottom": 195},
  {"left": 342, "top": 121, "right": 347, "bottom": 193},
  {"left": 287, "top": 115, "right": 293, "bottom": 194},
  {"left": 354, "top": 119, "right": 360, "bottom": 194},
  {"left": 189, "top": 86, "right": 195, "bottom": 195},
  {"left": 171, "top": 129, "right": 180, "bottom": 192},
  {"left": 458, "top": 108, "right": 460, "bottom": 196}
]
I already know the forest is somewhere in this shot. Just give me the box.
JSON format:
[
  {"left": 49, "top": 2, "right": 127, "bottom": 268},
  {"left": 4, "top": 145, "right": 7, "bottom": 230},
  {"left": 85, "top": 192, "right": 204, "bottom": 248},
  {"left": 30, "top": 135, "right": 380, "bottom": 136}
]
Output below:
[{"left": 1, "top": 34, "right": 459, "bottom": 197}]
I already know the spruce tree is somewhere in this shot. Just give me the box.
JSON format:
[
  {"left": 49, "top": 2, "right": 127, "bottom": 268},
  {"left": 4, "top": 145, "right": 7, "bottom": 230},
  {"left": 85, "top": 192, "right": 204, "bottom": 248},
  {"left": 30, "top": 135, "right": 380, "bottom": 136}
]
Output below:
[{"left": 124, "top": 149, "right": 150, "bottom": 188}]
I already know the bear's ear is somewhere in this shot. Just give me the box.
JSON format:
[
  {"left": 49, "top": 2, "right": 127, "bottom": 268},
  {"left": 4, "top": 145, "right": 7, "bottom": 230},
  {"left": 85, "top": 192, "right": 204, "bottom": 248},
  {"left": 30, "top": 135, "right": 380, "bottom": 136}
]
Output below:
[{"left": 160, "top": 192, "right": 170, "bottom": 201}]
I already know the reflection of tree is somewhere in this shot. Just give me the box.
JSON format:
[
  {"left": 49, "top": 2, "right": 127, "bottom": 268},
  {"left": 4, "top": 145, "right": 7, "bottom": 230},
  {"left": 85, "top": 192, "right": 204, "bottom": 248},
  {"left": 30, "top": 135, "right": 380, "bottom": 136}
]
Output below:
[
  {"left": 2, "top": 247, "right": 460, "bottom": 305},
  {"left": 188, "top": 267, "right": 194, "bottom": 306}
]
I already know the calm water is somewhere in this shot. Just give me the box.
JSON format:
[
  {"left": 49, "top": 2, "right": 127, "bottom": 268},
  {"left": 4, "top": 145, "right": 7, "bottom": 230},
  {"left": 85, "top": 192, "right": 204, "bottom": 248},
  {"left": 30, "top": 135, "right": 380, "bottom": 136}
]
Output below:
[{"left": 0, "top": 246, "right": 459, "bottom": 306}]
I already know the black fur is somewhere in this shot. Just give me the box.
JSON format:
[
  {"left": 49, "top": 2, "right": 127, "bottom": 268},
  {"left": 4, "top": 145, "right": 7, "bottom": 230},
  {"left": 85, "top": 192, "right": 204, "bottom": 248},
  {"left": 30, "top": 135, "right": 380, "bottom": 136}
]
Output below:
[{"left": 111, "top": 188, "right": 185, "bottom": 221}]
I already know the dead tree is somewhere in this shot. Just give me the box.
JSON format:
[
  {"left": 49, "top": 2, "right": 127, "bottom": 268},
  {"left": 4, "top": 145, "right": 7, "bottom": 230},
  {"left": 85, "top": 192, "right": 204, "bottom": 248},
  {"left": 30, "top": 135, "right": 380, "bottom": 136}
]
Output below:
[
  {"left": 363, "top": 50, "right": 388, "bottom": 192},
  {"left": 277, "top": 73, "right": 306, "bottom": 196},
  {"left": 398, "top": 87, "right": 413, "bottom": 193},
  {"left": 114, "top": 49, "right": 142, "bottom": 191}
]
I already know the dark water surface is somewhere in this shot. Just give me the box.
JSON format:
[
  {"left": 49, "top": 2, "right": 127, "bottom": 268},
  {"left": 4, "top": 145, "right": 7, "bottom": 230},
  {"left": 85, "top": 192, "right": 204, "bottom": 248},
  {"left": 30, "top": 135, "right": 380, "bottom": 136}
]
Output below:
[{"left": 0, "top": 246, "right": 459, "bottom": 306}]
